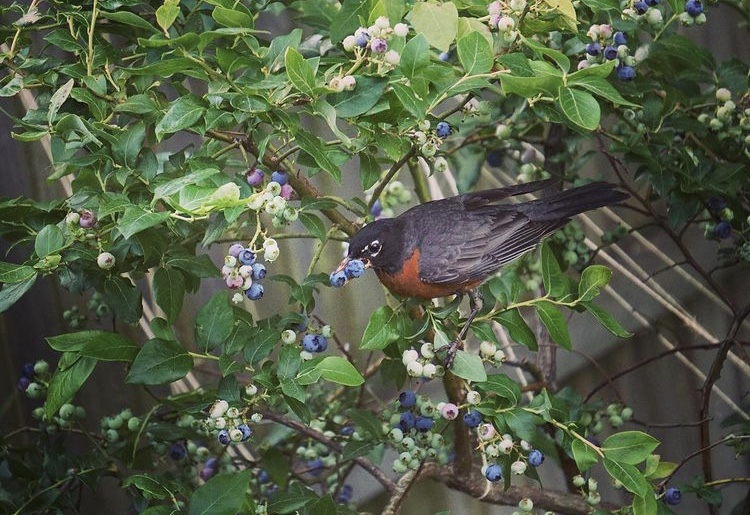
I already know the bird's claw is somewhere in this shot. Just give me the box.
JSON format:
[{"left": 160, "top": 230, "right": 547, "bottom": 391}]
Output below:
[{"left": 443, "top": 338, "right": 463, "bottom": 369}]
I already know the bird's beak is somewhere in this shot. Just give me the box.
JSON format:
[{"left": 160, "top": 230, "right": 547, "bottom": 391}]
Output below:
[{"left": 334, "top": 256, "right": 370, "bottom": 274}]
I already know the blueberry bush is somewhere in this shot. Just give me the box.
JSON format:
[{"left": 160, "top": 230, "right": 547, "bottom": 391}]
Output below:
[{"left": 1, "top": 1, "right": 749, "bottom": 514}]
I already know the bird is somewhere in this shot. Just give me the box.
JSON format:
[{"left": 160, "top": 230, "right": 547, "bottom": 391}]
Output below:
[{"left": 333, "top": 178, "right": 628, "bottom": 367}]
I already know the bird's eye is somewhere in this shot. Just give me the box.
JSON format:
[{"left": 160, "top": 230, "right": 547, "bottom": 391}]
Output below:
[{"left": 367, "top": 240, "right": 382, "bottom": 257}]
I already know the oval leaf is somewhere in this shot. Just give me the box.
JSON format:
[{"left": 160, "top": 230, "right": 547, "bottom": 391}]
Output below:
[{"left": 126, "top": 339, "right": 193, "bottom": 385}]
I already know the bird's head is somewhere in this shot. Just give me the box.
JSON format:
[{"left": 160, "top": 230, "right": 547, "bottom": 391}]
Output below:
[{"left": 336, "top": 218, "right": 405, "bottom": 275}]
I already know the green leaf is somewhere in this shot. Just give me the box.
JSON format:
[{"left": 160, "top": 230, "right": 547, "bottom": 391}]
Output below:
[
  {"left": 126, "top": 338, "right": 193, "bottom": 385},
  {"left": 47, "top": 330, "right": 138, "bottom": 361},
  {"left": 48, "top": 79, "right": 74, "bottom": 125},
  {"left": 330, "top": 0, "right": 371, "bottom": 43},
  {"left": 155, "top": 96, "right": 206, "bottom": 140},
  {"left": 579, "top": 0, "right": 619, "bottom": 10},
  {"left": 294, "top": 131, "right": 342, "bottom": 182},
  {"left": 118, "top": 206, "right": 170, "bottom": 240},
  {"left": 603, "top": 457, "right": 650, "bottom": 496},
  {"left": 391, "top": 82, "right": 428, "bottom": 118},
  {"left": 558, "top": 86, "right": 600, "bottom": 131},
  {"left": 45, "top": 354, "right": 96, "bottom": 418},
  {"left": 277, "top": 344, "right": 302, "bottom": 380},
  {"left": 99, "top": 11, "right": 160, "bottom": 34},
  {"left": 581, "top": 301, "right": 633, "bottom": 338},
  {"left": 298, "top": 212, "right": 327, "bottom": 241},
  {"left": 408, "top": 1, "right": 458, "bottom": 52},
  {"left": 312, "top": 356, "right": 364, "bottom": 386},
  {"left": 244, "top": 327, "right": 280, "bottom": 365},
  {"left": 103, "top": 276, "right": 143, "bottom": 324},
  {"left": 0, "top": 261, "right": 36, "bottom": 283},
  {"left": 188, "top": 470, "right": 252, "bottom": 515},
  {"left": 153, "top": 267, "right": 185, "bottom": 323},
  {"left": 212, "top": 5, "right": 254, "bottom": 28},
  {"left": 123, "top": 474, "right": 173, "bottom": 500},
  {"left": 195, "top": 292, "right": 234, "bottom": 351},
  {"left": 602, "top": 431, "right": 660, "bottom": 465},
  {"left": 523, "top": 37, "right": 570, "bottom": 72},
  {"left": 359, "top": 152, "right": 381, "bottom": 191},
  {"left": 361, "top": 306, "right": 400, "bottom": 350},
  {"left": 503, "top": 408, "right": 539, "bottom": 442},
  {"left": 399, "top": 33, "right": 430, "bottom": 81},
  {"left": 571, "top": 438, "right": 600, "bottom": 472},
  {"left": 498, "top": 74, "right": 561, "bottom": 98},
  {"left": 450, "top": 350, "right": 487, "bottom": 382},
  {"left": 154, "top": 168, "right": 220, "bottom": 200},
  {"left": 35, "top": 224, "right": 65, "bottom": 258},
  {"left": 112, "top": 122, "right": 146, "bottom": 169},
  {"left": 0, "top": 276, "right": 37, "bottom": 312},
  {"left": 457, "top": 31, "right": 493, "bottom": 75},
  {"left": 494, "top": 308, "right": 537, "bottom": 350},
  {"left": 535, "top": 301, "right": 572, "bottom": 349},
  {"left": 569, "top": 75, "right": 640, "bottom": 108},
  {"left": 155, "top": 0, "right": 180, "bottom": 34},
  {"left": 578, "top": 265, "right": 611, "bottom": 302},
  {"left": 285, "top": 47, "right": 317, "bottom": 97},
  {"left": 327, "top": 76, "right": 387, "bottom": 118},
  {"left": 477, "top": 374, "right": 521, "bottom": 408},
  {"left": 541, "top": 244, "right": 567, "bottom": 297},
  {"left": 633, "top": 492, "right": 658, "bottom": 515}
]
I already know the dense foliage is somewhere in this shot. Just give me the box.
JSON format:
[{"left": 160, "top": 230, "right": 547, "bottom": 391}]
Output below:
[{"left": 1, "top": 0, "right": 748, "bottom": 514}]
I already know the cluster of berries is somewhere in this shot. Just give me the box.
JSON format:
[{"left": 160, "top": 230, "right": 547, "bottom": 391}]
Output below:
[
  {"left": 281, "top": 324, "right": 335, "bottom": 358},
  {"left": 62, "top": 293, "right": 111, "bottom": 329},
  {"left": 245, "top": 168, "right": 298, "bottom": 228},
  {"left": 99, "top": 407, "right": 144, "bottom": 443},
  {"left": 482, "top": 438, "right": 545, "bottom": 483},
  {"left": 622, "top": 0, "right": 665, "bottom": 27},
  {"left": 704, "top": 198, "right": 735, "bottom": 240},
  {"left": 386, "top": 390, "right": 452, "bottom": 473},
  {"left": 17, "top": 359, "right": 49, "bottom": 399},
  {"left": 341, "top": 16, "right": 408, "bottom": 69},
  {"left": 366, "top": 180, "right": 413, "bottom": 221},
  {"left": 572, "top": 475, "right": 602, "bottom": 506},
  {"left": 580, "top": 25, "right": 637, "bottom": 82},
  {"left": 478, "top": 340, "right": 508, "bottom": 367},
  {"left": 401, "top": 343, "right": 445, "bottom": 379},
  {"left": 679, "top": 0, "right": 707, "bottom": 24},
  {"left": 329, "top": 257, "right": 364, "bottom": 288},
  {"left": 223, "top": 243, "right": 270, "bottom": 303},
  {"left": 699, "top": 87, "right": 750, "bottom": 143},
  {"left": 205, "top": 398, "right": 262, "bottom": 446},
  {"left": 411, "top": 120, "right": 453, "bottom": 158},
  {"left": 487, "top": 0, "right": 522, "bottom": 38},
  {"left": 159, "top": 437, "right": 236, "bottom": 484},
  {"left": 576, "top": 402, "right": 634, "bottom": 435}
]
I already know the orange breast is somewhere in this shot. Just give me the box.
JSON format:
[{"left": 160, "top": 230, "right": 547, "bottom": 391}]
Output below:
[{"left": 375, "top": 248, "right": 481, "bottom": 299}]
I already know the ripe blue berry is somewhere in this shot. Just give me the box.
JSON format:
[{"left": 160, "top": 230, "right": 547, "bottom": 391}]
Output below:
[
  {"left": 258, "top": 469, "right": 271, "bottom": 483},
  {"left": 435, "top": 121, "right": 452, "bottom": 138},
  {"left": 399, "top": 390, "right": 417, "bottom": 408},
  {"left": 645, "top": 0, "right": 660, "bottom": 5},
  {"left": 21, "top": 362, "right": 35, "bottom": 378},
  {"left": 528, "top": 449, "right": 545, "bottom": 467},
  {"left": 685, "top": 0, "right": 703, "bottom": 15},
  {"left": 17, "top": 376, "right": 31, "bottom": 392},
  {"left": 238, "top": 423, "right": 253, "bottom": 441},
  {"left": 337, "top": 484, "right": 353, "bottom": 504},
  {"left": 463, "top": 409, "right": 482, "bottom": 428},
  {"left": 330, "top": 270, "right": 347, "bottom": 288},
  {"left": 714, "top": 221, "right": 732, "bottom": 239},
  {"left": 302, "top": 334, "right": 328, "bottom": 353},
  {"left": 617, "top": 65, "right": 636, "bottom": 81},
  {"left": 169, "top": 442, "right": 187, "bottom": 460},
  {"left": 218, "top": 429, "right": 231, "bottom": 445},
  {"left": 246, "top": 168, "right": 265, "bottom": 186},
  {"left": 228, "top": 243, "right": 245, "bottom": 258},
  {"left": 603, "top": 45, "right": 618, "bottom": 60},
  {"left": 665, "top": 487, "right": 681, "bottom": 505},
  {"left": 238, "top": 249, "right": 256, "bottom": 266},
  {"left": 438, "top": 51, "right": 450, "bottom": 62},
  {"left": 251, "top": 263, "right": 267, "bottom": 280},
  {"left": 340, "top": 424, "right": 355, "bottom": 436},
  {"left": 370, "top": 199, "right": 382, "bottom": 217},
  {"left": 585, "top": 42, "right": 601, "bottom": 56},
  {"left": 613, "top": 31, "right": 627, "bottom": 45},
  {"left": 634, "top": 0, "right": 648, "bottom": 13},
  {"left": 200, "top": 465, "right": 215, "bottom": 481},
  {"left": 708, "top": 197, "right": 727, "bottom": 212},
  {"left": 486, "top": 150, "right": 504, "bottom": 167},
  {"left": 484, "top": 463, "right": 503, "bottom": 482},
  {"left": 307, "top": 458, "right": 324, "bottom": 476},
  {"left": 344, "top": 259, "right": 365, "bottom": 279},
  {"left": 399, "top": 411, "right": 416, "bottom": 431},
  {"left": 415, "top": 416, "right": 434, "bottom": 432},
  {"left": 271, "top": 170, "right": 289, "bottom": 185},
  {"left": 355, "top": 33, "right": 370, "bottom": 47},
  {"left": 246, "top": 282, "right": 264, "bottom": 301}
]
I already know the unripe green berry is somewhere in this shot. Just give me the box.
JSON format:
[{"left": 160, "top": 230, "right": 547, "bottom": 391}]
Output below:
[
  {"left": 716, "top": 87, "right": 732, "bottom": 102},
  {"left": 105, "top": 429, "right": 119, "bottom": 442},
  {"left": 572, "top": 474, "right": 586, "bottom": 487},
  {"left": 127, "top": 416, "right": 140, "bottom": 431},
  {"left": 25, "top": 382, "right": 44, "bottom": 399},
  {"left": 34, "top": 360, "right": 49, "bottom": 375},
  {"left": 59, "top": 404, "right": 76, "bottom": 420}
]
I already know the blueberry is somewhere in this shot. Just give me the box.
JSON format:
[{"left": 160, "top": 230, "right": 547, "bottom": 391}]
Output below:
[
  {"left": 257, "top": 469, "right": 271, "bottom": 483},
  {"left": 435, "top": 121, "right": 452, "bottom": 138},
  {"left": 246, "top": 168, "right": 265, "bottom": 186},
  {"left": 585, "top": 42, "right": 601, "bottom": 56},
  {"left": 645, "top": 0, "right": 660, "bottom": 5},
  {"left": 665, "top": 487, "right": 681, "bottom": 505},
  {"left": 205, "top": 457, "right": 218, "bottom": 469},
  {"left": 251, "top": 263, "right": 267, "bottom": 280},
  {"left": 329, "top": 270, "right": 347, "bottom": 288},
  {"left": 21, "top": 362, "right": 36, "bottom": 378},
  {"left": 634, "top": 0, "right": 648, "bottom": 13},
  {"left": 399, "top": 411, "right": 416, "bottom": 431},
  {"left": 486, "top": 150, "right": 504, "bottom": 167},
  {"left": 415, "top": 416, "right": 434, "bottom": 432},
  {"left": 463, "top": 409, "right": 482, "bottom": 428},
  {"left": 438, "top": 51, "right": 450, "bottom": 62},
  {"left": 613, "top": 31, "right": 627, "bottom": 46},
  {"left": 528, "top": 449, "right": 545, "bottom": 467},
  {"left": 484, "top": 463, "right": 502, "bottom": 482},
  {"left": 399, "top": 390, "right": 417, "bottom": 408},
  {"left": 603, "top": 45, "right": 618, "bottom": 60},
  {"left": 238, "top": 249, "right": 256, "bottom": 266},
  {"left": 714, "top": 221, "right": 732, "bottom": 239},
  {"left": 302, "top": 334, "right": 328, "bottom": 353},
  {"left": 370, "top": 199, "right": 382, "bottom": 217},
  {"left": 617, "top": 65, "right": 636, "bottom": 81},
  {"left": 169, "top": 442, "right": 187, "bottom": 460},
  {"left": 246, "top": 282, "right": 264, "bottom": 300},
  {"left": 685, "top": 0, "right": 703, "bottom": 16},
  {"left": 238, "top": 423, "right": 253, "bottom": 441},
  {"left": 200, "top": 466, "right": 215, "bottom": 481},
  {"left": 271, "top": 170, "right": 288, "bottom": 185},
  {"left": 337, "top": 484, "right": 353, "bottom": 504},
  {"left": 344, "top": 259, "right": 365, "bottom": 279},
  {"left": 17, "top": 376, "right": 31, "bottom": 392},
  {"left": 707, "top": 197, "right": 726, "bottom": 212},
  {"left": 228, "top": 243, "right": 245, "bottom": 258},
  {"left": 340, "top": 425, "right": 355, "bottom": 436},
  {"left": 307, "top": 458, "right": 324, "bottom": 476}
]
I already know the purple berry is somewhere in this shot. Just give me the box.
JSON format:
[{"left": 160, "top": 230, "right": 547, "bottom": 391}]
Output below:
[
  {"left": 228, "top": 243, "right": 245, "bottom": 258},
  {"left": 238, "top": 249, "right": 256, "bottom": 266},
  {"left": 399, "top": 390, "right": 417, "bottom": 408},
  {"left": 169, "top": 442, "right": 187, "bottom": 460},
  {"left": 665, "top": 487, "right": 681, "bottom": 505},
  {"left": 585, "top": 42, "right": 601, "bottom": 56},
  {"left": 708, "top": 197, "right": 726, "bottom": 212},
  {"left": 205, "top": 457, "right": 218, "bottom": 469},
  {"left": 415, "top": 416, "right": 434, "bottom": 432},
  {"left": 613, "top": 31, "right": 627, "bottom": 46},
  {"left": 200, "top": 466, "right": 215, "bottom": 481},
  {"left": 486, "top": 150, "right": 504, "bottom": 167},
  {"left": 370, "top": 38, "right": 387, "bottom": 53},
  {"left": 370, "top": 199, "right": 382, "bottom": 217},
  {"left": 634, "top": 0, "right": 648, "bottom": 13},
  {"left": 714, "top": 221, "right": 732, "bottom": 239},
  {"left": 484, "top": 463, "right": 502, "bottom": 482},
  {"left": 271, "top": 170, "right": 288, "bottom": 185},
  {"left": 463, "top": 409, "right": 482, "bottom": 428},
  {"left": 245, "top": 282, "right": 264, "bottom": 300},
  {"left": 645, "top": 0, "right": 660, "bottom": 5},
  {"left": 528, "top": 449, "right": 545, "bottom": 467},
  {"left": 685, "top": 0, "right": 703, "bottom": 15},
  {"left": 21, "top": 362, "right": 36, "bottom": 378},
  {"left": 344, "top": 259, "right": 365, "bottom": 279},
  {"left": 617, "top": 65, "right": 636, "bottom": 81},
  {"left": 17, "top": 376, "right": 31, "bottom": 392},
  {"left": 280, "top": 183, "right": 294, "bottom": 200},
  {"left": 435, "top": 121, "right": 452, "bottom": 138},
  {"left": 79, "top": 210, "right": 97, "bottom": 228},
  {"left": 251, "top": 263, "right": 267, "bottom": 280},
  {"left": 337, "top": 484, "right": 353, "bottom": 504},
  {"left": 330, "top": 270, "right": 347, "bottom": 288},
  {"left": 399, "top": 411, "right": 416, "bottom": 431},
  {"left": 603, "top": 45, "right": 618, "bottom": 60},
  {"left": 238, "top": 423, "right": 253, "bottom": 441},
  {"left": 218, "top": 429, "right": 231, "bottom": 445},
  {"left": 246, "top": 168, "right": 265, "bottom": 186}
]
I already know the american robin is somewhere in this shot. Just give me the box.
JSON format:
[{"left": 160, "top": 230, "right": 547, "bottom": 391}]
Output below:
[{"left": 334, "top": 178, "right": 628, "bottom": 366}]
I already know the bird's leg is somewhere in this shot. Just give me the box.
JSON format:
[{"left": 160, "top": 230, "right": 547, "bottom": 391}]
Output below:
[{"left": 445, "top": 289, "right": 483, "bottom": 369}]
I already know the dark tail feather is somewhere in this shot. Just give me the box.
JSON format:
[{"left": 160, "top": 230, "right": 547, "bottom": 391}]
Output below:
[{"left": 521, "top": 182, "right": 628, "bottom": 221}]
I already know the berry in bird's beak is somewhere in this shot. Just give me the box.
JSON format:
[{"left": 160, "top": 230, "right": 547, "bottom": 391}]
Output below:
[{"left": 330, "top": 258, "right": 369, "bottom": 288}]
